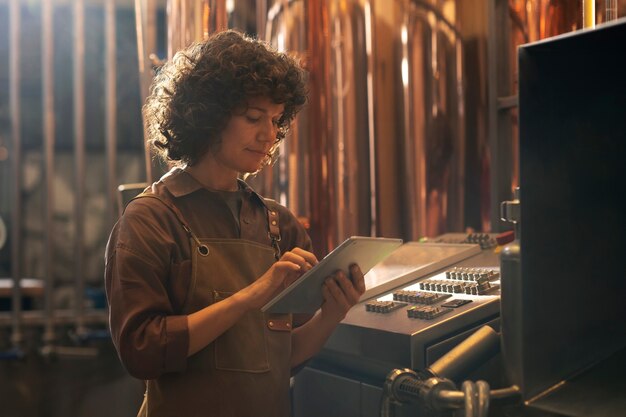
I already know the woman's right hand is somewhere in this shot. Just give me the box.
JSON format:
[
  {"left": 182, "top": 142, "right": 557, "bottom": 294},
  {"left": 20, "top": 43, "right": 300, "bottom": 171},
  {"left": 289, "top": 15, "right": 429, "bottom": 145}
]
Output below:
[
  {"left": 186, "top": 248, "right": 317, "bottom": 357},
  {"left": 237, "top": 248, "right": 318, "bottom": 310}
]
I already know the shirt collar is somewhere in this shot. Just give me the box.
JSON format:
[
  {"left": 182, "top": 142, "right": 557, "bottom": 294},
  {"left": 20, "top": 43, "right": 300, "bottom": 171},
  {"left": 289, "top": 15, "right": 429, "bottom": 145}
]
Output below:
[
  {"left": 161, "top": 167, "right": 203, "bottom": 197},
  {"left": 237, "top": 178, "right": 269, "bottom": 208},
  {"left": 161, "top": 167, "right": 268, "bottom": 207}
]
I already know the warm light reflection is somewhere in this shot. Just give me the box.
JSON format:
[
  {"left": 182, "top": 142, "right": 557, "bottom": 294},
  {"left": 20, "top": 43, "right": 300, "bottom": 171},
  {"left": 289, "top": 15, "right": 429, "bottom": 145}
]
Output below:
[
  {"left": 401, "top": 25, "right": 408, "bottom": 88},
  {"left": 583, "top": 0, "right": 595, "bottom": 28},
  {"left": 277, "top": 30, "right": 285, "bottom": 51},
  {"left": 364, "top": 1, "right": 372, "bottom": 56},
  {"left": 226, "top": 0, "right": 234, "bottom": 15},
  {"left": 401, "top": 57, "right": 409, "bottom": 88}
]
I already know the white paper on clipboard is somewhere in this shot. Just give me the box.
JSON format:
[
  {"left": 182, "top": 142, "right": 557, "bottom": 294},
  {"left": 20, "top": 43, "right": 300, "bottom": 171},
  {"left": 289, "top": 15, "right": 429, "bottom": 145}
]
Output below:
[{"left": 261, "top": 236, "right": 403, "bottom": 314}]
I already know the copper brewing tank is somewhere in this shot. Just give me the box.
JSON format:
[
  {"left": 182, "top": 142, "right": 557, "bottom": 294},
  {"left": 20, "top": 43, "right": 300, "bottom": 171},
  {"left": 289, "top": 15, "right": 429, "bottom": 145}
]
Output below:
[
  {"left": 135, "top": 0, "right": 599, "bottom": 253},
  {"left": 255, "top": 0, "right": 467, "bottom": 249},
  {"left": 247, "top": 0, "right": 377, "bottom": 255},
  {"left": 396, "top": 0, "right": 465, "bottom": 239}
]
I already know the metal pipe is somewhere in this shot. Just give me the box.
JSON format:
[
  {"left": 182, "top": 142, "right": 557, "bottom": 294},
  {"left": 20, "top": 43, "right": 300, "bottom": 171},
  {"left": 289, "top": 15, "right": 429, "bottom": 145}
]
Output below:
[
  {"left": 400, "top": 13, "right": 422, "bottom": 239},
  {"left": 9, "top": 0, "right": 23, "bottom": 349},
  {"left": 181, "top": 0, "right": 188, "bottom": 50},
  {"left": 0, "top": 310, "right": 108, "bottom": 327},
  {"left": 307, "top": 0, "right": 333, "bottom": 255},
  {"left": 41, "top": 0, "right": 56, "bottom": 348},
  {"left": 256, "top": 0, "right": 268, "bottom": 39},
  {"left": 73, "top": 0, "right": 87, "bottom": 335},
  {"left": 208, "top": 0, "right": 228, "bottom": 34},
  {"left": 583, "top": 0, "right": 595, "bottom": 28},
  {"left": 364, "top": 0, "right": 377, "bottom": 237},
  {"left": 399, "top": 0, "right": 465, "bottom": 239},
  {"left": 436, "top": 385, "right": 521, "bottom": 403},
  {"left": 135, "top": 0, "right": 158, "bottom": 183},
  {"left": 168, "top": 0, "right": 214, "bottom": 59},
  {"left": 332, "top": 15, "right": 347, "bottom": 242},
  {"left": 427, "top": 325, "right": 500, "bottom": 382},
  {"left": 167, "top": 0, "right": 181, "bottom": 59},
  {"left": 606, "top": 0, "right": 618, "bottom": 22},
  {"left": 167, "top": 0, "right": 180, "bottom": 59},
  {"left": 105, "top": 0, "right": 118, "bottom": 227},
  {"left": 487, "top": 0, "right": 510, "bottom": 232}
]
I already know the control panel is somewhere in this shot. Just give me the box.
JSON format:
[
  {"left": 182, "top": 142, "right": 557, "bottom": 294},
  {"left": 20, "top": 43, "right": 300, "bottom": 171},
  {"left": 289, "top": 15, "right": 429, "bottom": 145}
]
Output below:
[
  {"left": 365, "top": 267, "right": 500, "bottom": 319},
  {"left": 431, "top": 232, "right": 500, "bottom": 249},
  {"left": 310, "top": 235, "right": 503, "bottom": 371},
  {"left": 293, "top": 235, "right": 504, "bottom": 417}
]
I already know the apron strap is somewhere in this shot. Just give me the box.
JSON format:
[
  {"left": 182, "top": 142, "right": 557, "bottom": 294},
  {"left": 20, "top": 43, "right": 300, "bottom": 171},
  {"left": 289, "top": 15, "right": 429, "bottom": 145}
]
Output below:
[
  {"left": 264, "top": 199, "right": 282, "bottom": 260},
  {"left": 130, "top": 192, "right": 281, "bottom": 259},
  {"left": 131, "top": 193, "right": 208, "bottom": 255}
]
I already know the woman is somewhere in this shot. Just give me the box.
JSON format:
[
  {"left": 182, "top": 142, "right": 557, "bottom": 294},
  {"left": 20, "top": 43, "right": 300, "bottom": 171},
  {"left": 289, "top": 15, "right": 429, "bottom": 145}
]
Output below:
[{"left": 105, "top": 30, "right": 365, "bottom": 417}]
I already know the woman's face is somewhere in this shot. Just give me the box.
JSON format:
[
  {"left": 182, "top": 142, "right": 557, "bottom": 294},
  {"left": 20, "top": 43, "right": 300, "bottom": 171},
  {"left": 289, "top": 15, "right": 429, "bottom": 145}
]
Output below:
[{"left": 213, "top": 96, "right": 285, "bottom": 175}]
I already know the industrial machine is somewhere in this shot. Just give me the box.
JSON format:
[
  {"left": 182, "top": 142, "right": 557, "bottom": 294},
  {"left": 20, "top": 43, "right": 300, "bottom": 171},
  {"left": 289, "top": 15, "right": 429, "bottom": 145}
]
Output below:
[
  {"left": 293, "top": 234, "right": 511, "bottom": 417},
  {"left": 294, "top": 18, "right": 626, "bottom": 417}
]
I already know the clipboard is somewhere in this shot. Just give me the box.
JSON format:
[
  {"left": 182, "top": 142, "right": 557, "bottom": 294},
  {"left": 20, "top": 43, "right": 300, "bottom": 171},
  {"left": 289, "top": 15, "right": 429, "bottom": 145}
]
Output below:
[{"left": 261, "top": 236, "right": 403, "bottom": 313}]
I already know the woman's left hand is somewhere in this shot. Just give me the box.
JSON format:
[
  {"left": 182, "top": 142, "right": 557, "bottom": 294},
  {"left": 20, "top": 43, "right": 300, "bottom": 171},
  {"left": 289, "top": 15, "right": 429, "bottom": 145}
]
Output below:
[
  {"left": 320, "top": 264, "right": 365, "bottom": 323},
  {"left": 290, "top": 264, "right": 366, "bottom": 368}
]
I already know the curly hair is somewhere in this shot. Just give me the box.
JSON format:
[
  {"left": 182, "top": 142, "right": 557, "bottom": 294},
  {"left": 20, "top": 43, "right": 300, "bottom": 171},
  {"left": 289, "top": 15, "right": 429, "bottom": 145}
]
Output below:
[{"left": 144, "top": 30, "right": 308, "bottom": 166}]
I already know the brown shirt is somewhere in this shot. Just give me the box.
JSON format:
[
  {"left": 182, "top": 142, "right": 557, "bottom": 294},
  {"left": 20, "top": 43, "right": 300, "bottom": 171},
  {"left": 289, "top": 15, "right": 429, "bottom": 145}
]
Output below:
[{"left": 105, "top": 168, "right": 312, "bottom": 380}]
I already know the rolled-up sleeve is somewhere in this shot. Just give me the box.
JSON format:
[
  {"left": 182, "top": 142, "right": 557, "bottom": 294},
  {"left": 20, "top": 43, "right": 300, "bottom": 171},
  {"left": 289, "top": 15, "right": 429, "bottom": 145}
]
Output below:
[{"left": 105, "top": 201, "right": 190, "bottom": 380}]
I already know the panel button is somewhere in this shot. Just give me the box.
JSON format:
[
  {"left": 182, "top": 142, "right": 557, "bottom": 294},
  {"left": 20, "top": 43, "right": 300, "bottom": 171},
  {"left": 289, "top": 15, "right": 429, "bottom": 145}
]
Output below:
[{"left": 441, "top": 299, "right": 473, "bottom": 308}]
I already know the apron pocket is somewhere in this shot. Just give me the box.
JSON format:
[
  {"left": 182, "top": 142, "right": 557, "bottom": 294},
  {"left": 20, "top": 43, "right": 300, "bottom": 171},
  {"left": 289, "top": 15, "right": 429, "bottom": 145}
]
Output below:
[{"left": 213, "top": 290, "right": 271, "bottom": 372}]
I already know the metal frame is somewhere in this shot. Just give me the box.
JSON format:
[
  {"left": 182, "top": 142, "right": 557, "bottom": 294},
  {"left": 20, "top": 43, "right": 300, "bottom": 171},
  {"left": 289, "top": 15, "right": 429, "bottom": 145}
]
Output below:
[
  {"left": 4, "top": 0, "right": 115, "bottom": 355},
  {"left": 487, "top": 0, "right": 516, "bottom": 232}
]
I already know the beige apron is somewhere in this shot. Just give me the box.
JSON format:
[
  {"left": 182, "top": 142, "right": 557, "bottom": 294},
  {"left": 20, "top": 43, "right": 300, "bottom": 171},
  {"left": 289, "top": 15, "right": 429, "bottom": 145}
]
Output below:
[{"left": 136, "top": 194, "right": 292, "bottom": 417}]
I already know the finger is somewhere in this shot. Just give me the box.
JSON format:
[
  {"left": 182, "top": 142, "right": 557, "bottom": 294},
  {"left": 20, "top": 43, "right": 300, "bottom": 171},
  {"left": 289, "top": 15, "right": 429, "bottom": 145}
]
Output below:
[
  {"left": 281, "top": 249, "right": 315, "bottom": 272},
  {"left": 349, "top": 264, "right": 366, "bottom": 295},
  {"left": 283, "top": 269, "right": 303, "bottom": 287},
  {"left": 333, "top": 270, "right": 361, "bottom": 305},
  {"left": 324, "top": 277, "right": 350, "bottom": 310},
  {"left": 290, "top": 247, "right": 319, "bottom": 266},
  {"left": 321, "top": 281, "right": 332, "bottom": 303},
  {"left": 270, "top": 262, "right": 304, "bottom": 291},
  {"left": 279, "top": 251, "right": 309, "bottom": 271},
  {"left": 273, "top": 260, "right": 302, "bottom": 275}
]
